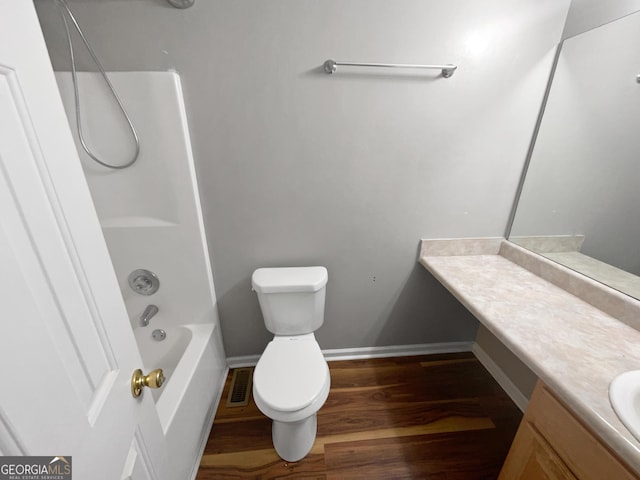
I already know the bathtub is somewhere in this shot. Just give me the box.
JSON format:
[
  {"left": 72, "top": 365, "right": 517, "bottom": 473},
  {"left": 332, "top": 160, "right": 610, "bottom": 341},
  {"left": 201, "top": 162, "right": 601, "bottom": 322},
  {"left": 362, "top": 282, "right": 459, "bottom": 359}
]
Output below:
[
  {"left": 134, "top": 323, "right": 193, "bottom": 412},
  {"left": 133, "top": 321, "right": 227, "bottom": 480}
]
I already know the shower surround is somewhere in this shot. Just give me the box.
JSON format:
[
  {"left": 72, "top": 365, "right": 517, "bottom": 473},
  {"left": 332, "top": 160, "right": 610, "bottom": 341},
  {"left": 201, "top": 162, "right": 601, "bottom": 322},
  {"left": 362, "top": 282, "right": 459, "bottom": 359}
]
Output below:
[{"left": 56, "top": 71, "right": 227, "bottom": 480}]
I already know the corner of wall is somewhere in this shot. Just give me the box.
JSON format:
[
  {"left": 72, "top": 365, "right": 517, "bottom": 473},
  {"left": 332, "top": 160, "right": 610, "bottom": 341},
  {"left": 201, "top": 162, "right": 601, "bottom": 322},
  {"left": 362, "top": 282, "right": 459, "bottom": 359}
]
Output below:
[{"left": 472, "top": 324, "right": 538, "bottom": 412}]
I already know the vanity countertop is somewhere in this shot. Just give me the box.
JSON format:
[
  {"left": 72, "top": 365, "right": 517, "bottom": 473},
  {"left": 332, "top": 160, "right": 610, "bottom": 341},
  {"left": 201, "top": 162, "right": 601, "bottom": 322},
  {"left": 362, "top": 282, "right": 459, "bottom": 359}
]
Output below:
[{"left": 419, "top": 238, "right": 640, "bottom": 472}]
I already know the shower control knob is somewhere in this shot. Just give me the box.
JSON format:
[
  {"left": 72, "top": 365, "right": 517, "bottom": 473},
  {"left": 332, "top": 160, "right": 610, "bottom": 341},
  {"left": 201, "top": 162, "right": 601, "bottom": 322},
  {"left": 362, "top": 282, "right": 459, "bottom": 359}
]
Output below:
[
  {"left": 131, "top": 368, "right": 165, "bottom": 398},
  {"left": 128, "top": 269, "right": 160, "bottom": 296}
]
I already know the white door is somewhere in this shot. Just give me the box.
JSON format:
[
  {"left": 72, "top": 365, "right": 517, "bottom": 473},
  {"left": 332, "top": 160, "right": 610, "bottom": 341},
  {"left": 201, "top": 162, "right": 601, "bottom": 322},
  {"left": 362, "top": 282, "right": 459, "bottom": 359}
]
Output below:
[{"left": 0, "top": 3, "right": 167, "bottom": 479}]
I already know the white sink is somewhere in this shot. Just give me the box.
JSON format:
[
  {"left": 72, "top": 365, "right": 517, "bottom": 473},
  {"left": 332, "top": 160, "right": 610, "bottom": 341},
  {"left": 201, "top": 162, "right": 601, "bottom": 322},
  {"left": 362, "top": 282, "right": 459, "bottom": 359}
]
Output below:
[{"left": 610, "top": 370, "right": 640, "bottom": 442}]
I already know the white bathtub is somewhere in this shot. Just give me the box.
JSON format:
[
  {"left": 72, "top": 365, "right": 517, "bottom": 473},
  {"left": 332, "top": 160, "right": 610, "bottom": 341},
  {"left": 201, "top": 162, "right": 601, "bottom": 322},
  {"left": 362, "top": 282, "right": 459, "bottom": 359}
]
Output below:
[
  {"left": 133, "top": 321, "right": 227, "bottom": 479},
  {"left": 134, "top": 324, "right": 192, "bottom": 406}
]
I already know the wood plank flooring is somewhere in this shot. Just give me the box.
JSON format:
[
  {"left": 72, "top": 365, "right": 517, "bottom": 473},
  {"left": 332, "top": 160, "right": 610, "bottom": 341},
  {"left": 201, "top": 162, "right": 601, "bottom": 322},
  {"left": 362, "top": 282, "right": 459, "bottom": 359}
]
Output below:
[{"left": 196, "top": 352, "right": 522, "bottom": 479}]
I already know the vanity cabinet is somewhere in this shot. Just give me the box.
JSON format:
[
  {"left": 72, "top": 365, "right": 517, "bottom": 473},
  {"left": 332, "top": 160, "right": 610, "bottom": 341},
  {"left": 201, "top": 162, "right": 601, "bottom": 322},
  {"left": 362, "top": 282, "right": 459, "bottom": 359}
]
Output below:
[{"left": 499, "top": 382, "right": 639, "bottom": 480}]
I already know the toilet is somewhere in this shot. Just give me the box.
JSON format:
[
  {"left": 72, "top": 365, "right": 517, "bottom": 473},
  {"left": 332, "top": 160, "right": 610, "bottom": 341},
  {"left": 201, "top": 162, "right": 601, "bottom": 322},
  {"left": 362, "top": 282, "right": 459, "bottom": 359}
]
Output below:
[{"left": 251, "top": 266, "right": 331, "bottom": 462}]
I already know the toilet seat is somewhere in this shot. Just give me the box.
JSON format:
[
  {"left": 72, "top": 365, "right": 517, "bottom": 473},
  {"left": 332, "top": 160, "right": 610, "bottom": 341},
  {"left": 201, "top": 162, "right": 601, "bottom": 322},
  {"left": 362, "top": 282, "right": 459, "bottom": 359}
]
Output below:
[{"left": 253, "top": 335, "right": 328, "bottom": 412}]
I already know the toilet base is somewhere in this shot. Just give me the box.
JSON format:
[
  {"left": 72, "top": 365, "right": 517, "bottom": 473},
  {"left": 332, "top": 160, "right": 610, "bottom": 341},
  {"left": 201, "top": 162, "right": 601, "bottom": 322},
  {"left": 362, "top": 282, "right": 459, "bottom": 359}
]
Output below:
[{"left": 271, "top": 413, "right": 317, "bottom": 462}]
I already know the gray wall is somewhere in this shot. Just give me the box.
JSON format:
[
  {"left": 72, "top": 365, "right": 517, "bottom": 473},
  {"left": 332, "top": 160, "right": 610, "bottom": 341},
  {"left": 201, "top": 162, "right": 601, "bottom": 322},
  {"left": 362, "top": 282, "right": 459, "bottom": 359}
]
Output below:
[
  {"left": 475, "top": 326, "right": 537, "bottom": 401},
  {"left": 562, "top": 0, "right": 640, "bottom": 39},
  {"left": 35, "top": 0, "right": 568, "bottom": 357}
]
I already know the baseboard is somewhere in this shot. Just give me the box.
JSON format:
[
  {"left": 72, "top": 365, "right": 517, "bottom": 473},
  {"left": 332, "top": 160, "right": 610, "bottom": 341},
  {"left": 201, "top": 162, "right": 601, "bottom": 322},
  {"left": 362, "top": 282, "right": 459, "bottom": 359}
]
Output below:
[
  {"left": 226, "top": 355, "right": 261, "bottom": 369},
  {"left": 322, "top": 341, "right": 473, "bottom": 362},
  {"left": 472, "top": 343, "right": 529, "bottom": 412},
  {"left": 226, "top": 341, "right": 474, "bottom": 368}
]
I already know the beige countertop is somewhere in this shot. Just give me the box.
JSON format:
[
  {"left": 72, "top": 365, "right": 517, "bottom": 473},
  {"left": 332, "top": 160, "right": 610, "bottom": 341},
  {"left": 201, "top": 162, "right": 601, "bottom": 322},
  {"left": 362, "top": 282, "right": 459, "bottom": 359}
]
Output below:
[{"left": 419, "top": 238, "right": 640, "bottom": 472}]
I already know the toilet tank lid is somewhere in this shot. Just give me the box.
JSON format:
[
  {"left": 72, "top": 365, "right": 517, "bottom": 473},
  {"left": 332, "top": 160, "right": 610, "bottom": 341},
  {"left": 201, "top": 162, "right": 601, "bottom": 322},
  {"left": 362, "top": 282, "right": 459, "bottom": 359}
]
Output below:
[{"left": 252, "top": 266, "right": 328, "bottom": 294}]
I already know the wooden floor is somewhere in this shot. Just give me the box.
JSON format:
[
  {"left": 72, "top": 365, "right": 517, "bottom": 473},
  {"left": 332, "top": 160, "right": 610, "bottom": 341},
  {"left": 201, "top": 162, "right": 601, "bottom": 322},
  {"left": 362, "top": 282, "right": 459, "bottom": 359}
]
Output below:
[{"left": 196, "top": 352, "right": 523, "bottom": 479}]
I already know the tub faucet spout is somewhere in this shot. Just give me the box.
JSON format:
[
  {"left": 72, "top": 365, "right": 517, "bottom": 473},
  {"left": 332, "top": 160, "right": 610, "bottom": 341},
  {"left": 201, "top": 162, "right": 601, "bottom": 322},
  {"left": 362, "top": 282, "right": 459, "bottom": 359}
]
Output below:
[{"left": 140, "top": 304, "right": 159, "bottom": 326}]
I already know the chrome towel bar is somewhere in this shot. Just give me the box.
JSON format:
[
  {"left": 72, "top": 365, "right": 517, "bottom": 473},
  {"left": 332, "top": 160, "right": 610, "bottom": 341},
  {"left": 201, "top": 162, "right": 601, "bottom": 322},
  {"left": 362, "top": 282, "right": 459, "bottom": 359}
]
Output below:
[{"left": 323, "top": 59, "right": 457, "bottom": 78}]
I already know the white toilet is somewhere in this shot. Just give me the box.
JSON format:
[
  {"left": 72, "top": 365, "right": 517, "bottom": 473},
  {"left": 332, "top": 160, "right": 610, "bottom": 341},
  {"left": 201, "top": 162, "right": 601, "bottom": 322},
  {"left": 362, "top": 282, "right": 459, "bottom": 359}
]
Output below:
[{"left": 251, "top": 266, "right": 331, "bottom": 462}]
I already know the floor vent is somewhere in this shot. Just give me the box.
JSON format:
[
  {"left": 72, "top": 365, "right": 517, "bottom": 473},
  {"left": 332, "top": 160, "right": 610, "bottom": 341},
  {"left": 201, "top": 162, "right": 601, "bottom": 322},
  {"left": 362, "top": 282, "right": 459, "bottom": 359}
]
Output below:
[{"left": 226, "top": 367, "right": 253, "bottom": 407}]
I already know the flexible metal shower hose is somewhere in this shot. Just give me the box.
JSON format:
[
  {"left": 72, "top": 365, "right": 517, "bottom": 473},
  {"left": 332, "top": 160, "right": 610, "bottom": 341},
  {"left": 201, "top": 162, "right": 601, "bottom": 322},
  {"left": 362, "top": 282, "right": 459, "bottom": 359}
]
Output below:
[{"left": 55, "top": 0, "right": 140, "bottom": 170}]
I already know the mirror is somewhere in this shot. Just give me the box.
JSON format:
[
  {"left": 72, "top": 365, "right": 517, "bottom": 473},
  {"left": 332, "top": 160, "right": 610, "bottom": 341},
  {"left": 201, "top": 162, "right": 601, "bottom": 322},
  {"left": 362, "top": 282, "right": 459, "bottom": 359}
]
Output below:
[{"left": 509, "top": 10, "right": 640, "bottom": 300}]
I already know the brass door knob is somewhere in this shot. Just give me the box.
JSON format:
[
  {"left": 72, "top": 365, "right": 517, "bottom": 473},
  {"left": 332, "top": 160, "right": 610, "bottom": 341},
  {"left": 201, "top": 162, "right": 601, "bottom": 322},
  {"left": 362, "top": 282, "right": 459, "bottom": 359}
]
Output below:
[{"left": 131, "top": 368, "right": 165, "bottom": 398}]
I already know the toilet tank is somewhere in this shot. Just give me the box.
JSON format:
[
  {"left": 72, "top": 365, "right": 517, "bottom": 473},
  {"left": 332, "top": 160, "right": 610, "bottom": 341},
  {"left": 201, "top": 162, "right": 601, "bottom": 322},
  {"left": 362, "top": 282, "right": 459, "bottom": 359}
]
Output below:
[{"left": 252, "top": 266, "right": 328, "bottom": 335}]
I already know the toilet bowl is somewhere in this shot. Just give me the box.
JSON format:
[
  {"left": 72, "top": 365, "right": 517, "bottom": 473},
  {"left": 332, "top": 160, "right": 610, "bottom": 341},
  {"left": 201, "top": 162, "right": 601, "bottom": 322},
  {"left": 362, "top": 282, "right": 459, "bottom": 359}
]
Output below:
[
  {"left": 253, "top": 335, "right": 330, "bottom": 461},
  {"left": 251, "top": 266, "right": 330, "bottom": 462}
]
